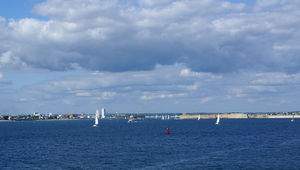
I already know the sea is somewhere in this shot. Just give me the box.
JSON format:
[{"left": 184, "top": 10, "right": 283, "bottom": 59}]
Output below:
[{"left": 1, "top": 118, "right": 300, "bottom": 169}]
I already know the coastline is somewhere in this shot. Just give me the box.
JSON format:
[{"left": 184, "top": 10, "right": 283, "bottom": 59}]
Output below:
[
  {"left": 0, "top": 119, "right": 87, "bottom": 122},
  {"left": 1, "top": 114, "right": 299, "bottom": 121},
  {"left": 179, "top": 113, "right": 300, "bottom": 119}
]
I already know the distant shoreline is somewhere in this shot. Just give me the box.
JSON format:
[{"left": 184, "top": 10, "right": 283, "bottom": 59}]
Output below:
[
  {"left": 0, "top": 119, "right": 85, "bottom": 122},
  {"left": 179, "top": 113, "right": 300, "bottom": 119},
  {"left": 0, "top": 115, "right": 299, "bottom": 122}
]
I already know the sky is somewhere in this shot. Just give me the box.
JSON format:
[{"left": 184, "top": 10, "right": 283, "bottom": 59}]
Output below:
[{"left": 1, "top": 0, "right": 300, "bottom": 114}]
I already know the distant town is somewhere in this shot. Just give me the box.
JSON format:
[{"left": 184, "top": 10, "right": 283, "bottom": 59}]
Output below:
[{"left": 1, "top": 111, "right": 300, "bottom": 121}]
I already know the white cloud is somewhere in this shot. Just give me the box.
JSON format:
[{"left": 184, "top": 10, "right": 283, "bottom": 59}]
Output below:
[
  {"left": 0, "top": 51, "right": 24, "bottom": 68},
  {"left": 252, "top": 72, "right": 300, "bottom": 84},
  {"left": 138, "top": 0, "right": 171, "bottom": 7},
  {"left": 2, "top": 0, "right": 300, "bottom": 113},
  {"left": 180, "top": 69, "right": 222, "bottom": 79},
  {"left": 247, "top": 85, "right": 277, "bottom": 92},
  {"left": 247, "top": 98, "right": 265, "bottom": 103},
  {"left": 140, "top": 93, "right": 186, "bottom": 100},
  {"left": 199, "top": 97, "right": 213, "bottom": 104},
  {"left": 182, "top": 84, "right": 198, "bottom": 91},
  {"left": 2, "top": 65, "right": 300, "bottom": 113},
  {"left": 18, "top": 97, "right": 36, "bottom": 102},
  {"left": 75, "top": 92, "right": 91, "bottom": 97},
  {"left": 0, "top": 0, "right": 298, "bottom": 73},
  {"left": 0, "top": 51, "right": 12, "bottom": 65},
  {"left": 254, "top": 0, "right": 283, "bottom": 11},
  {"left": 231, "top": 88, "right": 247, "bottom": 98},
  {"left": 100, "top": 91, "right": 117, "bottom": 100}
]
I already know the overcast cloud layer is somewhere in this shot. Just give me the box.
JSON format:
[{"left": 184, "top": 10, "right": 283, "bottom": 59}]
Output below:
[
  {"left": 0, "top": 0, "right": 300, "bottom": 73},
  {"left": 1, "top": 0, "right": 300, "bottom": 113}
]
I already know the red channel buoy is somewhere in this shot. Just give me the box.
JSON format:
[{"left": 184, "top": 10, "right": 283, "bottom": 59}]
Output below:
[{"left": 165, "top": 126, "right": 170, "bottom": 135}]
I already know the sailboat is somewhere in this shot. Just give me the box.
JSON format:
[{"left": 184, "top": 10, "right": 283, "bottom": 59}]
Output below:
[
  {"left": 216, "top": 114, "right": 220, "bottom": 125},
  {"left": 93, "top": 109, "right": 99, "bottom": 127},
  {"left": 291, "top": 115, "right": 295, "bottom": 122},
  {"left": 101, "top": 108, "right": 105, "bottom": 119},
  {"left": 198, "top": 115, "right": 201, "bottom": 120},
  {"left": 128, "top": 115, "right": 134, "bottom": 123}
]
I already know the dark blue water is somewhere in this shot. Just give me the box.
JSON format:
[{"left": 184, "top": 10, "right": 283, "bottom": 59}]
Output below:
[{"left": 1, "top": 119, "right": 300, "bottom": 169}]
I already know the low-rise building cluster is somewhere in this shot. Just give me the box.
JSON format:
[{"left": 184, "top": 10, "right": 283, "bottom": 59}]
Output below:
[{"left": 0, "top": 112, "right": 91, "bottom": 121}]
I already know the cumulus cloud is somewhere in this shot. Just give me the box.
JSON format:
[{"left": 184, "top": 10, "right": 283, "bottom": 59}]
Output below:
[
  {"left": 0, "top": 0, "right": 298, "bottom": 73},
  {"left": 2, "top": 0, "right": 300, "bottom": 113},
  {"left": 0, "top": 51, "right": 29, "bottom": 70}
]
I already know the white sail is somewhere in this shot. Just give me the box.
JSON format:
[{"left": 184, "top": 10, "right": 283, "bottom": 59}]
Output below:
[
  {"left": 93, "top": 109, "right": 99, "bottom": 127},
  {"left": 291, "top": 114, "right": 295, "bottom": 122},
  {"left": 198, "top": 115, "right": 201, "bottom": 120},
  {"left": 216, "top": 114, "right": 220, "bottom": 125},
  {"left": 101, "top": 108, "right": 105, "bottom": 119},
  {"left": 128, "top": 115, "right": 134, "bottom": 123}
]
